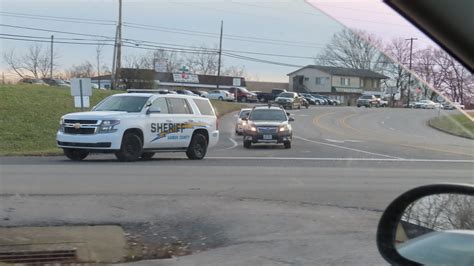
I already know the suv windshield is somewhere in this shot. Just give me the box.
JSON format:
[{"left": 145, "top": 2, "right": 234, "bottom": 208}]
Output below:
[
  {"left": 361, "top": 95, "right": 373, "bottom": 99},
  {"left": 94, "top": 96, "right": 149, "bottom": 112},
  {"left": 249, "top": 109, "right": 287, "bottom": 121}
]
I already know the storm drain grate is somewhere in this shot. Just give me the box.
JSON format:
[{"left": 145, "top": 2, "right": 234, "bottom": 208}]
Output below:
[{"left": 0, "top": 249, "right": 77, "bottom": 264}]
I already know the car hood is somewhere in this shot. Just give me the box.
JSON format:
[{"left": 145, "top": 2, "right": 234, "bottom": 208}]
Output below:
[
  {"left": 251, "top": 121, "right": 287, "bottom": 127},
  {"left": 62, "top": 111, "right": 129, "bottom": 120}
]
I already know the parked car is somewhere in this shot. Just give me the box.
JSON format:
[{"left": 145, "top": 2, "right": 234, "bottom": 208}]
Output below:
[
  {"left": 42, "top": 78, "right": 70, "bottom": 87},
  {"left": 275, "top": 92, "right": 302, "bottom": 110},
  {"left": 378, "top": 98, "right": 389, "bottom": 107},
  {"left": 357, "top": 94, "right": 379, "bottom": 107},
  {"left": 443, "top": 102, "right": 465, "bottom": 110},
  {"left": 235, "top": 108, "right": 252, "bottom": 135},
  {"left": 310, "top": 93, "right": 335, "bottom": 105},
  {"left": 176, "top": 89, "right": 198, "bottom": 96},
  {"left": 413, "top": 100, "right": 436, "bottom": 109},
  {"left": 20, "top": 78, "right": 48, "bottom": 85},
  {"left": 242, "top": 105, "right": 294, "bottom": 149},
  {"left": 228, "top": 87, "right": 258, "bottom": 102},
  {"left": 204, "top": 90, "right": 234, "bottom": 101},
  {"left": 300, "top": 93, "right": 323, "bottom": 105},
  {"left": 191, "top": 90, "right": 209, "bottom": 98},
  {"left": 255, "top": 89, "right": 288, "bottom": 103}
]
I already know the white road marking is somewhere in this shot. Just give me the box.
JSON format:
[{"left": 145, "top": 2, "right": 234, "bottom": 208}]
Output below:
[
  {"left": 207, "top": 157, "right": 474, "bottom": 163},
  {"left": 389, "top": 127, "right": 395, "bottom": 131},
  {"left": 325, "top": 139, "right": 345, "bottom": 143},
  {"left": 346, "top": 140, "right": 364, "bottom": 143},
  {"left": 295, "top": 136, "right": 403, "bottom": 159},
  {"left": 217, "top": 137, "right": 239, "bottom": 151},
  {"left": 381, "top": 121, "right": 385, "bottom": 124}
]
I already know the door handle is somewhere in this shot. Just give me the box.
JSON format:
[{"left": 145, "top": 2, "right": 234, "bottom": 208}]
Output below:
[{"left": 166, "top": 119, "right": 173, "bottom": 122}]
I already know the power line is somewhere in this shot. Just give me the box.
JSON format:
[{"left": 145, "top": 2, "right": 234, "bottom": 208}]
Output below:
[
  {"left": 0, "top": 13, "right": 115, "bottom": 26},
  {"left": 0, "top": 11, "right": 116, "bottom": 23}
]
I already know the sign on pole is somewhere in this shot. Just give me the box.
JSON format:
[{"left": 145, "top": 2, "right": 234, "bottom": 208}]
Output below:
[{"left": 71, "top": 78, "right": 92, "bottom": 109}]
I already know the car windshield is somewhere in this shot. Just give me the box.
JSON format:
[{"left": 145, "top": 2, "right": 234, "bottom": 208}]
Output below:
[
  {"left": 239, "top": 110, "right": 251, "bottom": 118},
  {"left": 94, "top": 95, "right": 149, "bottom": 112},
  {"left": 279, "top": 93, "right": 294, "bottom": 98},
  {"left": 249, "top": 109, "right": 287, "bottom": 121},
  {"left": 1, "top": 1, "right": 472, "bottom": 265}
]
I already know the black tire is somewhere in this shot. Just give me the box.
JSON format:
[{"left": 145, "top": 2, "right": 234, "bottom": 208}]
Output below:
[
  {"left": 63, "top": 148, "right": 89, "bottom": 161},
  {"left": 218, "top": 96, "right": 224, "bottom": 101},
  {"left": 305, "top": 104, "right": 309, "bottom": 109},
  {"left": 284, "top": 141, "right": 291, "bottom": 149},
  {"left": 241, "top": 96, "right": 247, "bottom": 103},
  {"left": 357, "top": 105, "right": 361, "bottom": 108},
  {"left": 243, "top": 140, "right": 251, "bottom": 148},
  {"left": 141, "top": 152, "right": 155, "bottom": 160},
  {"left": 298, "top": 104, "right": 301, "bottom": 110},
  {"left": 115, "top": 133, "right": 143, "bottom": 162},
  {"left": 186, "top": 133, "right": 208, "bottom": 160}
]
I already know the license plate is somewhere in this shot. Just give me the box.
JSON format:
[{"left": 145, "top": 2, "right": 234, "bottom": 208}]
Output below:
[{"left": 263, "top": 134, "right": 272, "bottom": 140}]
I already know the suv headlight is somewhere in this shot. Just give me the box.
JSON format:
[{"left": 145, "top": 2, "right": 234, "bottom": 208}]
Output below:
[
  {"left": 59, "top": 117, "right": 65, "bottom": 132},
  {"left": 279, "top": 125, "right": 290, "bottom": 132},
  {"left": 98, "top": 119, "right": 120, "bottom": 133}
]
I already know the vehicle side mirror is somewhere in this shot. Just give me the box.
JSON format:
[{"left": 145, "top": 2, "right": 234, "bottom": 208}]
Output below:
[
  {"left": 288, "top": 117, "right": 295, "bottom": 122},
  {"left": 146, "top": 106, "right": 161, "bottom": 114},
  {"left": 377, "top": 184, "right": 474, "bottom": 266},
  {"left": 241, "top": 117, "right": 248, "bottom": 121},
  {"left": 286, "top": 112, "right": 290, "bottom": 116}
]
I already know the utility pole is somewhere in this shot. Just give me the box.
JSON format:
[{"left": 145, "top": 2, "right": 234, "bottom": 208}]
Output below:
[
  {"left": 111, "top": 27, "right": 118, "bottom": 89},
  {"left": 96, "top": 45, "right": 102, "bottom": 89},
  {"left": 50, "top": 35, "right": 54, "bottom": 78},
  {"left": 405, "top": 37, "right": 417, "bottom": 107},
  {"left": 115, "top": 0, "right": 122, "bottom": 89},
  {"left": 216, "top": 20, "right": 223, "bottom": 91},
  {"left": 2, "top": 72, "right": 5, "bottom": 85}
]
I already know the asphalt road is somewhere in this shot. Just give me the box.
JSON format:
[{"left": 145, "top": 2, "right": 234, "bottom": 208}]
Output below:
[{"left": 1, "top": 106, "right": 473, "bottom": 265}]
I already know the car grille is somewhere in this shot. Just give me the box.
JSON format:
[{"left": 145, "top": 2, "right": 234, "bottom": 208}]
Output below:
[
  {"left": 258, "top": 127, "right": 277, "bottom": 133},
  {"left": 64, "top": 119, "right": 98, "bottom": 124},
  {"left": 64, "top": 127, "right": 96, "bottom": 134}
]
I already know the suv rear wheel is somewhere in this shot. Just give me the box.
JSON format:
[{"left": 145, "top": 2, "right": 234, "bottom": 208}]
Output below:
[
  {"left": 241, "top": 96, "right": 247, "bottom": 102},
  {"left": 115, "top": 133, "right": 143, "bottom": 162},
  {"left": 186, "top": 133, "right": 208, "bottom": 160},
  {"left": 63, "top": 148, "right": 89, "bottom": 161},
  {"left": 284, "top": 141, "right": 291, "bottom": 149}
]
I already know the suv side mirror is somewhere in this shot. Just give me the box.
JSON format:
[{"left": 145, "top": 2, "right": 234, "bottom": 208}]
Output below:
[
  {"left": 241, "top": 117, "right": 248, "bottom": 121},
  {"left": 146, "top": 106, "right": 161, "bottom": 114},
  {"left": 288, "top": 117, "right": 295, "bottom": 122}
]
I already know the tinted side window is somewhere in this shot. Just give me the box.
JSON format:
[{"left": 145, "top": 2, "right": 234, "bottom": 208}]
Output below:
[
  {"left": 167, "top": 98, "right": 193, "bottom": 114},
  {"left": 194, "top": 99, "right": 215, "bottom": 116},
  {"left": 150, "top": 97, "right": 169, "bottom": 114}
]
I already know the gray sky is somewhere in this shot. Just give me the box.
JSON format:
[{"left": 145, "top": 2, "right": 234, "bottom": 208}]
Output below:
[{"left": 0, "top": 0, "right": 437, "bottom": 82}]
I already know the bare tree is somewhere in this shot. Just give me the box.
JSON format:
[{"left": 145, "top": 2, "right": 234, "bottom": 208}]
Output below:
[
  {"left": 222, "top": 65, "right": 246, "bottom": 77},
  {"left": 67, "top": 61, "right": 94, "bottom": 78},
  {"left": 151, "top": 49, "right": 183, "bottom": 72},
  {"left": 314, "top": 28, "right": 386, "bottom": 72},
  {"left": 383, "top": 38, "right": 412, "bottom": 103},
  {"left": 3, "top": 43, "right": 59, "bottom": 79},
  {"left": 184, "top": 45, "right": 219, "bottom": 75}
]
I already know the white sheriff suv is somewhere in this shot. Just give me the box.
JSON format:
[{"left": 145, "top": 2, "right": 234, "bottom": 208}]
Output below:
[{"left": 57, "top": 92, "right": 219, "bottom": 161}]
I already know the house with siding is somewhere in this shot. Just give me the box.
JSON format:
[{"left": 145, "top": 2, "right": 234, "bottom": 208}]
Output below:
[{"left": 287, "top": 65, "right": 388, "bottom": 105}]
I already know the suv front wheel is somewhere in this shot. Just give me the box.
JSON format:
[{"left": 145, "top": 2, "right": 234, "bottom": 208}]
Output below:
[
  {"left": 115, "top": 133, "right": 143, "bottom": 162},
  {"left": 284, "top": 141, "right": 291, "bottom": 149}
]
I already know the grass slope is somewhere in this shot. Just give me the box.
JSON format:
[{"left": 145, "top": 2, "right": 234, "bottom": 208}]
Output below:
[{"left": 429, "top": 113, "right": 474, "bottom": 139}]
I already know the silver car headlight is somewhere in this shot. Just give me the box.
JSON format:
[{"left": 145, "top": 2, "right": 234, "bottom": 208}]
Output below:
[{"left": 98, "top": 119, "right": 120, "bottom": 133}]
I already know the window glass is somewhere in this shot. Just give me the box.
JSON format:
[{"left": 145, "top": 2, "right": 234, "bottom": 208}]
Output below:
[
  {"left": 194, "top": 99, "right": 215, "bottom": 116},
  {"left": 150, "top": 97, "right": 169, "bottom": 114},
  {"left": 167, "top": 98, "right": 192, "bottom": 114},
  {"left": 94, "top": 96, "right": 149, "bottom": 113}
]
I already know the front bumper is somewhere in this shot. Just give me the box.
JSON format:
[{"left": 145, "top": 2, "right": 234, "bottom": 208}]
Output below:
[
  {"left": 243, "top": 131, "right": 292, "bottom": 143},
  {"left": 56, "top": 130, "right": 123, "bottom": 150}
]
